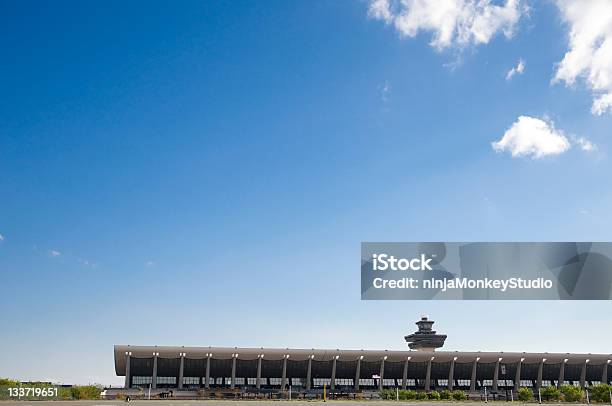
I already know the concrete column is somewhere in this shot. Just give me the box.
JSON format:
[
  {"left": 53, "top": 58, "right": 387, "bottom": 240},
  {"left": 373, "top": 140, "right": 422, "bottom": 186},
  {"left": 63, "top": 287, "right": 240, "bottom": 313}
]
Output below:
[
  {"left": 256, "top": 356, "right": 263, "bottom": 390},
  {"left": 152, "top": 353, "right": 158, "bottom": 389},
  {"left": 331, "top": 357, "right": 337, "bottom": 392},
  {"left": 281, "top": 356, "right": 288, "bottom": 390},
  {"left": 306, "top": 357, "right": 312, "bottom": 390},
  {"left": 514, "top": 360, "right": 523, "bottom": 393},
  {"left": 354, "top": 357, "right": 362, "bottom": 391},
  {"left": 601, "top": 362, "right": 608, "bottom": 385},
  {"left": 378, "top": 357, "right": 386, "bottom": 391},
  {"left": 230, "top": 355, "right": 237, "bottom": 389},
  {"left": 493, "top": 360, "right": 500, "bottom": 391},
  {"left": 448, "top": 358, "right": 455, "bottom": 391},
  {"left": 579, "top": 361, "right": 587, "bottom": 388},
  {"left": 205, "top": 356, "right": 211, "bottom": 389},
  {"left": 536, "top": 359, "right": 544, "bottom": 390},
  {"left": 124, "top": 353, "right": 131, "bottom": 389},
  {"left": 470, "top": 358, "right": 478, "bottom": 392},
  {"left": 558, "top": 361, "right": 565, "bottom": 388},
  {"left": 425, "top": 358, "right": 433, "bottom": 391},
  {"left": 178, "top": 353, "right": 185, "bottom": 389},
  {"left": 402, "top": 357, "right": 410, "bottom": 389}
]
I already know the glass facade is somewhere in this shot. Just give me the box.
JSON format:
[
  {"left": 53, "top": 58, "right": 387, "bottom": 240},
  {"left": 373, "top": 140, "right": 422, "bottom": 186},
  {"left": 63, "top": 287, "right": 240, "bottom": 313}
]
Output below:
[
  {"left": 182, "top": 377, "right": 199, "bottom": 386},
  {"left": 131, "top": 376, "right": 152, "bottom": 387},
  {"left": 122, "top": 352, "right": 610, "bottom": 392},
  {"left": 335, "top": 378, "right": 353, "bottom": 386}
]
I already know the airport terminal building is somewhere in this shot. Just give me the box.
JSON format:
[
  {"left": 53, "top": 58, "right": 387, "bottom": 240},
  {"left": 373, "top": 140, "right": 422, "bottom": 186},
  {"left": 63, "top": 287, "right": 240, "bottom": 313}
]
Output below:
[{"left": 114, "top": 318, "right": 611, "bottom": 395}]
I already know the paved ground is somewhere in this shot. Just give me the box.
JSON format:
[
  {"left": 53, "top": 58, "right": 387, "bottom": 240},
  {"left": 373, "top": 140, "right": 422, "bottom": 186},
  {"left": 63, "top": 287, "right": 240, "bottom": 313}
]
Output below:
[{"left": 0, "top": 402, "right": 500, "bottom": 406}]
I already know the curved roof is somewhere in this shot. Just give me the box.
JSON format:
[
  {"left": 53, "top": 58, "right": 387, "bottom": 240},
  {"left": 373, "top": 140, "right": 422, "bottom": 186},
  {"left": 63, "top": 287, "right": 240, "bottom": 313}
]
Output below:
[{"left": 114, "top": 345, "right": 612, "bottom": 376}]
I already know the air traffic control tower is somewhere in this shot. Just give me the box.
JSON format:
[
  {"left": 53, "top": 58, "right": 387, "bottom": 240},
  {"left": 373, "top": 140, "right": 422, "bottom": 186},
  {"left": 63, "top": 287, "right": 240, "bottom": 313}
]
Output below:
[{"left": 405, "top": 315, "right": 447, "bottom": 351}]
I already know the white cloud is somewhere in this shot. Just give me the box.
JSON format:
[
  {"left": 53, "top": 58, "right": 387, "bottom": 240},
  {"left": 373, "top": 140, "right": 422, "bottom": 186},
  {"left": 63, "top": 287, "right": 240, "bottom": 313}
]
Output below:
[
  {"left": 591, "top": 93, "right": 612, "bottom": 115},
  {"left": 370, "top": 0, "right": 394, "bottom": 23},
  {"left": 50, "top": 250, "right": 61, "bottom": 257},
  {"left": 145, "top": 260, "right": 156, "bottom": 268},
  {"left": 368, "top": 0, "right": 526, "bottom": 51},
  {"left": 506, "top": 58, "right": 525, "bottom": 80},
  {"left": 574, "top": 136, "right": 596, "bottom": 152},
  {"left": 0, "top": 233, "right": 4, "bottom": 242},
  {"left": 553, "top": 0, "right": 612, "bottom": 115},
  {"left": 492, "top": 116, "right": 571, "bottom": 159},
  {"left": 492, "top": 116, "right": 596, "bottom": 159}
]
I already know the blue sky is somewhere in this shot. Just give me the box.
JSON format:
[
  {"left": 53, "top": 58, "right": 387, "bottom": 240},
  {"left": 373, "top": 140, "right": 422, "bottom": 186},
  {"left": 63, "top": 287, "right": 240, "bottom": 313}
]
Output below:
[{"left": 1, "top": 0, "right": 611, "bottom": 385}]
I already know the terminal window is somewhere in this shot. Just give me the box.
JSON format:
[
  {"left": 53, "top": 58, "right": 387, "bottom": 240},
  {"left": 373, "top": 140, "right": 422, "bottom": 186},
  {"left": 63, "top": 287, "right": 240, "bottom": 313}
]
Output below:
[
  {"left": 313, "top": 378, "right": 331, "bottom": 387},
  {"left": 182, "top": 377, "right": 199, "bottom": 385},
  {"left": 132, "top": 376, "right": 152, "bottom": 385}
]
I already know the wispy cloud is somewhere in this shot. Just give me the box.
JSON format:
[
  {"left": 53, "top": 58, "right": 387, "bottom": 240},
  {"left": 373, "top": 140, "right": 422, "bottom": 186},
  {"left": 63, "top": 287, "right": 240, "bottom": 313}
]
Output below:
[
  {"left": 574, "top": 136, "right": 596, "bottom": 152},
  {"left": 368, "top": 0, "right": 526, "bottom": 51},
  {"left": 553, "top": 0, "right": 612, "bottom": 115},
  {"left": 506, "top": 58, "right": 525, "bottom": 80},
  {"left": 145, "top": 260, "right": 156, "bottom": 268},
  {"left": 78, "top": 258, "right": 99, "bottom": 268},
  {"left": 379, "top": 80, "right": 391, "bottom": 103},
  {"left": 0, "top": 233, "right": 4, "bottom": 242},
  {"left": 50, "top": 250, "right": 61, "bottom": 257},
  {"left": 492, "top": 115, "right": 595, "bottom": 159}
]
